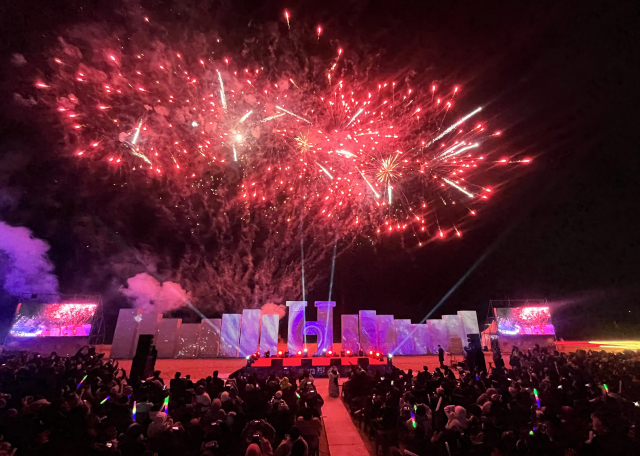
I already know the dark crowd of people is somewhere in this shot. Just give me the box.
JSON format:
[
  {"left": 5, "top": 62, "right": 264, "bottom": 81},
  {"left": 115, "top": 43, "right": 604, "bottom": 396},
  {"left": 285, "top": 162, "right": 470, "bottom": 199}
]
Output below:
[
  {"left": 0, "top": 347, "right": 326, "bottom": 456},
  {"left": 1, "top": 344, "right": 640, "bottom": 456},
  {"left": 344, "top": 345, "right": 640, "bottom": 456}
]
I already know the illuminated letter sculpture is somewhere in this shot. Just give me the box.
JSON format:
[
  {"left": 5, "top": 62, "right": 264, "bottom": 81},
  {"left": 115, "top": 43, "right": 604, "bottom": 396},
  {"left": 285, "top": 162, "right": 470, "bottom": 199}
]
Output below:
[
  {"left": 286, "top": 301, "right": 307, "bottom": 353},
  {"left": 287, "top": 301, "right": 336, "bottom": 352},
  {"left": 303, "top": 301, "right": 336, "bottom": 352}
]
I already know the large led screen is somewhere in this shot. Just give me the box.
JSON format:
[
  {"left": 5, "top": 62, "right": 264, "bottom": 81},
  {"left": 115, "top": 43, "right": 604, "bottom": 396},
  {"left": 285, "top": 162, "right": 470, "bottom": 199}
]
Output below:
[
  {"left": 495, "top": 306, "right": 555, "bottom": 335},
  {"left": 9, "top": 303, "right": 97, "bottom": 337}
]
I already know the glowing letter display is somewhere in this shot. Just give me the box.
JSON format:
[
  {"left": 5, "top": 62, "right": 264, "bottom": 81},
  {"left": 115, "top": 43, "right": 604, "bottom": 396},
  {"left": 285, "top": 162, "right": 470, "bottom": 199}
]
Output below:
[
  {"left": 359, "top": 310, "right": 377, "bottom": 353},
  {"left": 427, "top": 319, "right": 449, "bottom": 353},
  {"left": 286, "top": 301, "right": 307, "bottom": 352},
  {"left": 341, "top": 314, "right": 359, "bottom": 352},
  {"left": 156, "top": 319, "right": 182, "bottom": 358},
  {"left": 176, "top": 323, "right": 201, "bottom": 358},
  {"left": 376, "top": 315, "right": 396, "bottom": 355},
  {"left": 220, "top": 314, "right": 242, "bottom": 357},
  {"left": 239, "top": 309, "right": 261, "bottom": 357},
  {"left": 393, "top": 319, "right": 414, "bottom": 355},
  {"left": 260, "top": 314, "right": 279, "bottom": 354},
  {"left": 302, "top": 301, "right": 336, "bottom": 352},
  {"left": 199, "top": 318, "right": 221, "bottom": 357}
]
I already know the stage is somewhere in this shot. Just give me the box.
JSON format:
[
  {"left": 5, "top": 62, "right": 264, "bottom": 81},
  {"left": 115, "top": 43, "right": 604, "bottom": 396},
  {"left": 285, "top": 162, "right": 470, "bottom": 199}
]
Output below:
[
  {"left": 242, "top": 355, "right": 390, "bottom": 378},
  {"left": 114, "top": 352, "right": 507, "bottom": 380},
  {"left": 250, "top": 356, "right": 385, "bottom": 368}
]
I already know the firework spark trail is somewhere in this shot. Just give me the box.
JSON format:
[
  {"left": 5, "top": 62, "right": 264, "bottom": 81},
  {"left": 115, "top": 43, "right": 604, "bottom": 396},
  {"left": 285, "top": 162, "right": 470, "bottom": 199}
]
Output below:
[
  {"left": 276, "top": 105, "right": 312, "bottom": 124},
  {"left": 237, "top": 111, "right": 253, "bottom": 124},
  {"left": 442, "top": 178, "right": 474, "bottom": 197},
  {"left": 425, "top": 107, "right": 482, "bottom": 147},
  {"left": 316, "top": 162, "right": 334, "bottom": 179},
  {"left": 132, "top": 119, "right": 143, "bottom": 145},
  {"left": 440, "top": 142, "right": 479, "bottom": 160},
  {"left": 436, "top": 142, "right": 467, "bottom": 159},
  {"left": 335, "top": 149, "right": 356, "bottom": 158},
  {"left": 128, "top": 146, "right": 152, "bottom": 165},
  {"left": 260, "top": 113, "right": 285, "bottom": 123},
  {"left": 216, "top": 70, "right": 227, "bottom": 110},
  {"left": 345, "top": 108, "right": 364, "bottom": 127},
  {"left": 284, "top": 10, "right": 291, "bottom": 30},
  {"left": 357, "top": 167, "right": 381, "bottom": 199}
]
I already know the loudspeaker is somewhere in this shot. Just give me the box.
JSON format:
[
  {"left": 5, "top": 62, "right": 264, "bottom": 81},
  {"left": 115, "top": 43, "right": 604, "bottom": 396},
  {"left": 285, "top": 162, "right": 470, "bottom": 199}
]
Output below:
[
  {"left": 271, "top": 358, "right": 283, "bottom": 367},
  {"left": 135, "top": 334, "right": 154, "bottom": 357},
  {"left": 301, "top": 359, "right": 313, "bottom": 368},
  {"left": 357, "top": 357, "right": 369, "bottom": 367},
  {"left": 329, "top": 358, "right": 342, "bottom": 367},
  {"left": 131, "top": 335, "right": 156, "bottom": 381}
]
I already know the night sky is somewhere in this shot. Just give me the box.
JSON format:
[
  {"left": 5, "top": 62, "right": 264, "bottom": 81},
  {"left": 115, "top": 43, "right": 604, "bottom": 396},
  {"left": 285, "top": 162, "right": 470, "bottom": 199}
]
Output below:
[{"left": 0, "top": 0, "right": 639, "bottom": 340}]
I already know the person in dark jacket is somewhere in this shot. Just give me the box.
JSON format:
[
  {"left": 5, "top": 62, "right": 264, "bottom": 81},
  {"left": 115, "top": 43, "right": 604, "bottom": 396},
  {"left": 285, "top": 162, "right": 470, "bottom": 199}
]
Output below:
[{"left": 438, "top": 345, "right": 445, "bottom": 368}]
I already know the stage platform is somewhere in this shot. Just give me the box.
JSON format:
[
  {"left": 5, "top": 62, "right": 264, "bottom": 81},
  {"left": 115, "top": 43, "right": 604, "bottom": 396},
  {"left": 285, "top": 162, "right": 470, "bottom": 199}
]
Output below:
[
  {"left": 251, "top": 356, "right": 387, "bottom": 368},
  {"left": 114, "top": 353, "right": 507, "bottom": 381},
  {"left": 243, "top": 356, "right": 389, "bottom": 378}
]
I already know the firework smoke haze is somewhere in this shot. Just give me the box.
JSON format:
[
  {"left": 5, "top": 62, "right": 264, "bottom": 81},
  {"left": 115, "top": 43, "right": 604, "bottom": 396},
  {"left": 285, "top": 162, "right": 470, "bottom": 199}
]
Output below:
[
  {"left": 0, "top": 221, "right": 59, "bottom": 296},
  {"left": 121, "top": 272, "right": 190, "bottom": 314}
]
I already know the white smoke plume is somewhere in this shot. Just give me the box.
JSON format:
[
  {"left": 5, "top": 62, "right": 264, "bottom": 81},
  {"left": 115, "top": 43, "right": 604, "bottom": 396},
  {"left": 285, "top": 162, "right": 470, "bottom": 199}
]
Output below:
[
  {"left": 0, "top": 221, "right": 59, "bottom": 296},
  {"left": 121, "top": 272, "right": 190, "bottom": 314}
]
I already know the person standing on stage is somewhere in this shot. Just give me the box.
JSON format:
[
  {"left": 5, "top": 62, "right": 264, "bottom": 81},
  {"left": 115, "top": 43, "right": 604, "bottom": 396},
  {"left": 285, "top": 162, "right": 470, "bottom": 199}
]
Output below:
[{"left": 438, "top": 345, "right": 445, "bottom": 368}]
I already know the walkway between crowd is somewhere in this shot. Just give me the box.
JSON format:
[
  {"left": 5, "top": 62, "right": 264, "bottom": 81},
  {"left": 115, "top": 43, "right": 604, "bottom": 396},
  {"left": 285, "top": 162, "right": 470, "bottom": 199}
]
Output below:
[{"left": 314, "top": 379, "right": 369, "bottom": 456}]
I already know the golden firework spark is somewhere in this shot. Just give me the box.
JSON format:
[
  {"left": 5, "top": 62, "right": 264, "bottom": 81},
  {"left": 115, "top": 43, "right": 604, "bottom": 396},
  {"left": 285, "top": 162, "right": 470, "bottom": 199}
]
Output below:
[
  {"left": 376, "top": 154, "right": 402, "bottom": 184},
  {"left": 295, "top": 133, "right": 312, "bottom": 153}
]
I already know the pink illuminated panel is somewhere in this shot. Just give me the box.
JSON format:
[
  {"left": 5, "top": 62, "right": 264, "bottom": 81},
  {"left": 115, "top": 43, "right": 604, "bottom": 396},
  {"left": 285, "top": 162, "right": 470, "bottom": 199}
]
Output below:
[
  {"left": 10, "top": 303, "right": 97, "bottom": 337},
  {"left": 496, "top": 306, "right": 555, "bottom": 335}
]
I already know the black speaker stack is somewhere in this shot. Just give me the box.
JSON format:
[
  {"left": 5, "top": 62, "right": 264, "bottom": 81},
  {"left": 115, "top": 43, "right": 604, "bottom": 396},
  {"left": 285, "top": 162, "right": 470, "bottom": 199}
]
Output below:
[
  {"left": 465, "top": 333, "right": 486, "bottom": 373},
  {"left": 130, "top": 334, "right": 157, "bottom": 381}
]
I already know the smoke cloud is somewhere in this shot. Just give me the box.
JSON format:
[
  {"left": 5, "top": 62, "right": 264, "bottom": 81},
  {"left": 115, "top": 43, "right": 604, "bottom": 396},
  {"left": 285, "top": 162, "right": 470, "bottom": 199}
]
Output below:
[
  {"left": 0, "top": 221, "right": 59, "bottom": 296},
  {"left": 121, "top": 272, "right": 190, "bottom": 314},
  {"left": 260, "top": 302, "right": 287, "bottom": 319}
]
